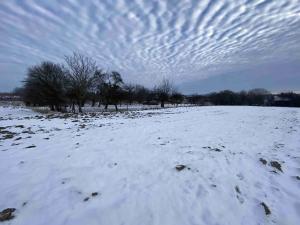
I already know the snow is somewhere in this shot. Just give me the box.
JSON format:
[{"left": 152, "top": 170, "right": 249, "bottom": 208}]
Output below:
[{"left": 0, "top": 106, "right": 300, "bottom": 225}]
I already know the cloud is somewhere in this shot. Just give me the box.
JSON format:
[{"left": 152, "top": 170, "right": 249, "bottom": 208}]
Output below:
[{"left": 0, "top": 0, "right": 299, "bottom": 91}]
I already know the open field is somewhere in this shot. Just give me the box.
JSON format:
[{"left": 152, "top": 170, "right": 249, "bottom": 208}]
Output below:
[{"left": 0, "top": 106, "right": 300, "bottom": 225}]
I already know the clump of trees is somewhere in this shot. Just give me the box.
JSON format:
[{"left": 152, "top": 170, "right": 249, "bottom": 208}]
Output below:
[
  {"left": 95, "top": 70, "right": 124, "bottom": 111},
  {"left": 273, "top": 92, "right": 300, "bottom": 107},
  {"left": 20, "top": 53, "right": 184, "bottom": 112},
  {"left": 186, "top": 89, "right": 272, "bottom": 106},
  {"left": 186, "top": 89, "right": 300, "bottom": 107},
  {"left": 23, "top": 61, "right": 68, "bottom": 111}
]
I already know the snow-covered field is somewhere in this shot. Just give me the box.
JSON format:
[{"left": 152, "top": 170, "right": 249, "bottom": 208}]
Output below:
[{"left": 0, "top": 105, "right": 299, "bottom": 225}]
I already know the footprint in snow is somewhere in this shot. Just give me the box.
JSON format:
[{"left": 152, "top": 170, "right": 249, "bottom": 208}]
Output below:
[
  {"left": 254, "top": 182, "right": 263, "bottom": 189},
  {"left": 236, "top": 173, "right": 244, "bottom": 180},
  {"left": 11, "top": 143, "right": 20, "bottom": 146},
  {"left": 235, "top": 185, "right": 244, "bottom": 204}
]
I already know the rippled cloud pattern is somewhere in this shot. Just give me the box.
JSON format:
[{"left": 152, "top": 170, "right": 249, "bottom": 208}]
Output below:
[{"left": 0, "top": 0, "right": 300, "bottom": 90}]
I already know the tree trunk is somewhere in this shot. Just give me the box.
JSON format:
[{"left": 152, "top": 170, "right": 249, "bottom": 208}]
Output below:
[
  {"left": 105, "top": 104, "right": 108, "bottom": 110},
  {"left": 115, "top": 104, "right": 118, "bottom": 111},
  {"left": 77, "top": 100, "right": 82, "bottom": 113},
  {"left": 78, "top": 104, "right": 82, "bottom": 113},
  {"left": 55, "top": 105, "right": 60, "bottom": 112},
  {"left": 161, "top": 101, "right": 165, "bottom": 108},
  {"left": 71, "top": 102, "right": 75, "bottom": 113},
  {"left": 62, "top": 105, "right": 67, "bottom": 113}
]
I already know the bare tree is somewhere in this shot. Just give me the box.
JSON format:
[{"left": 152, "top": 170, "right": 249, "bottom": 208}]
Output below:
[
  {"left": 124, "top": 83, "right": 135, "bottom": 106},
  {"left": 170, "top": 91, "right": 184, "bottom": 106},
  {"left": 65, "top": 52, "right": 97, "bottom": 113},
  {"left": 133, "top": 85, "right": 152, "bottom": 104},
  {"left": 93, "top": 69, "right": 107, "bottom": 107},
  {"left": 155, "top": 79, "right": 173, "bottom": 107}
]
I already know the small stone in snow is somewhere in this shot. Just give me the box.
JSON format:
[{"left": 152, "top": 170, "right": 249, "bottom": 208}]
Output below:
[
  {"left": 175, "top": 165, "right": 186, "bottom": 171},
  {"left": 91, "top": 192, "right": 98, "bottom": 197}
]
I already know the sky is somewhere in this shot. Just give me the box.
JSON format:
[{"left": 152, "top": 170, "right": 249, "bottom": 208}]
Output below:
[{"left": 0, "top": 0, "right": 300, "bottom": 94}]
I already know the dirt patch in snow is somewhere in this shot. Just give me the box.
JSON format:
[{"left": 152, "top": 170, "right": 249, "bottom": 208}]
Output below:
[
  {"left": 0, "top": 208, "right": 16, "bottom": 222},
  {"left": 270, "top": 161, "right": 283, "bottom": 172}
]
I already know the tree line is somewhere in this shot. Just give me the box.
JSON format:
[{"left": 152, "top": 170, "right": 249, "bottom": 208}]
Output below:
[
  {"left": 186, "top": 89, "right": 300, "bottom": 107},
  {"left": 17, "top": 53, "right": 184, "bottom": 112}
]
